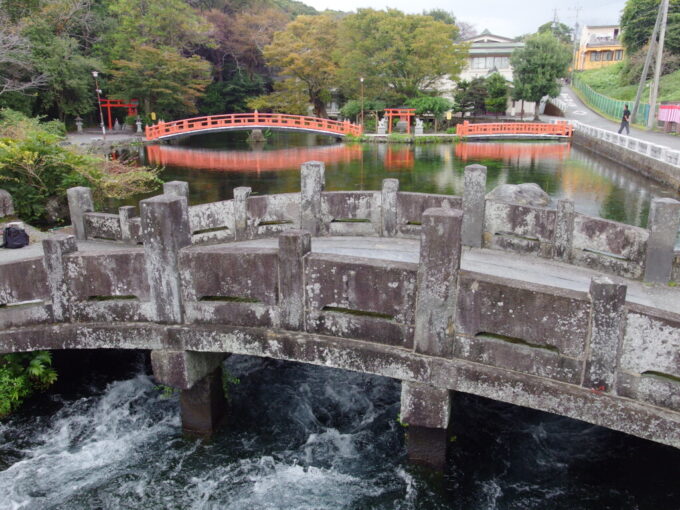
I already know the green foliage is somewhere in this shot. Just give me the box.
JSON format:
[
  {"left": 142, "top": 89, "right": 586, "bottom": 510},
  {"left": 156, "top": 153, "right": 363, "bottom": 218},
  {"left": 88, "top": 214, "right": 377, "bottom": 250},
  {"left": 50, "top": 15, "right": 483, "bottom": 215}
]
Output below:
[
  {"left": 0, "top": 109, "right": 160, "bottom": 224},
  {"left": 511, "top": 32, "right": 571, "bottom": 114},
  {"left": 422, "top": 9, "right": 457, "bottom": 26},
  {"left": 198, "top": 74, "right": 266, "bottom": 115},
  {"left": 337, "top": 9, "right": 468, "bottom": 103},
  {"left": 537, "top": 21, "right": 574, "bottom": 44},
  {"left": 577, "top": 64, "right": 680, "bottom": 101},
  {"left": 154, "top": 385, "right": 179, "bottom": 399},
  {"left": 454, "top": 78, "right": 488, "bottom": 115},
  {"left": 0, "top": 351, "right": 57, "bottom": 418},
  {"left": 109, "top": 46, "right": 212, "bottom": 118},
  {"left": 221, "top": 369, "right": 240, "bottom": 401},
  {"left": 387, "top": 133, "right": 413, "bottom": 143},
  {"left": 485, "top": 73, "right": 509, "bottom": 114},
  {"left": 406, "top": 95, "right": 453, "bottom": 132},
  {"left": 340, "top": 99, "right": 387, "bottom": 122},
  {"left": 621, "top": 0, "right": 680, "bottom": 56},
  {"left": 247, "top": 78, "right": 311, "bottom": 115}
]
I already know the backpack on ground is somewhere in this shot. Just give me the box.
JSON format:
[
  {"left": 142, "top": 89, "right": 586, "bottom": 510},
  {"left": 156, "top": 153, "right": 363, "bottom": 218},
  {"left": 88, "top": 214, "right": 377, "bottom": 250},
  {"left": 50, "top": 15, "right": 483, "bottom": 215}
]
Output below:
[{"left": 1, "top": 223, "right": 29, "bottom": 249}]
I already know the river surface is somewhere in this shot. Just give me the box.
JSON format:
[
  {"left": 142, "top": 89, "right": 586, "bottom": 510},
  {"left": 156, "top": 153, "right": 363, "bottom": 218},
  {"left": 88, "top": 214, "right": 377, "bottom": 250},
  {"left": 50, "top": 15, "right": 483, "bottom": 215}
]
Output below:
[{"left": 2, "top": 133, "right": 680, "bottom": 509}]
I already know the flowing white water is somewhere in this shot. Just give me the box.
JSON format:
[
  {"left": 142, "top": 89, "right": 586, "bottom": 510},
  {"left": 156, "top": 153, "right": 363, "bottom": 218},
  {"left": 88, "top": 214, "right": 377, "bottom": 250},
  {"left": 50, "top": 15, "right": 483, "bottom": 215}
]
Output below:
[{"left": 0, "top": 354, "right": 678, "bottom": 510}]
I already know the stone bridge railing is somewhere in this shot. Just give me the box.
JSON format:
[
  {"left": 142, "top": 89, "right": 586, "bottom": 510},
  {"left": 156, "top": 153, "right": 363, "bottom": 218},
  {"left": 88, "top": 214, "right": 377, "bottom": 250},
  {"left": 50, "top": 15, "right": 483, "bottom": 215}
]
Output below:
[
  {"left": 68, "top": 162, "right": 680, "bottom": 284},
  {"left": 1, "top": 161, "right": 680, "bottom": 459}
]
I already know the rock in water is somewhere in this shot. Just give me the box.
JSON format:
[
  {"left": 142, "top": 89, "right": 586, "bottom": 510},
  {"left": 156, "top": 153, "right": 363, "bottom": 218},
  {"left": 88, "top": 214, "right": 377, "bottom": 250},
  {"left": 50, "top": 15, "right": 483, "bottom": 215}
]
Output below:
[{"left": 486, "top": 183, "right": 551, "bottom": 207}]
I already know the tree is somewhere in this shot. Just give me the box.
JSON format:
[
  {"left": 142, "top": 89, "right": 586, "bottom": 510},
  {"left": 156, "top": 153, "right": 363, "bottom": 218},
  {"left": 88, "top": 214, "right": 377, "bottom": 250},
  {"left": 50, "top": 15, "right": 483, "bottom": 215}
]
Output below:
[
  {"left": 247, "top": 78, "right": 310, "bottom": 115},
  {"left": 485, "top": 73, "right": 509, "bottom": 116},
  {"left": 336, "top": 9, "right": 468, "bottom": 104},
  {"left": 406, "top": 95, "right": 453, "bottom": 132},
  {"left": 537, "top": 21, "right": 574, "bottom": 45},
  {"left": 262, "top": 15, "right": 339, "bottom": 116},
  {"left": 423, "top": 9, "right": 456, "bottom": 25},
  {"left": 0, "top": 14, "right": 47, "bottom": 96},
  {"left": 457, "top": 22, "right": 477, "bottom": 41},
  {"left": 510, "top": 32, "right": 571, "bottom": 119},
  {"left": 621, "top": 0, "right": 680, "bottom": 56},
  {"left": 454, "top": 78, "right": 488, "bottom": 115},
  {"left": 109, "top": 46, "right": 212, "bottom": 118}
]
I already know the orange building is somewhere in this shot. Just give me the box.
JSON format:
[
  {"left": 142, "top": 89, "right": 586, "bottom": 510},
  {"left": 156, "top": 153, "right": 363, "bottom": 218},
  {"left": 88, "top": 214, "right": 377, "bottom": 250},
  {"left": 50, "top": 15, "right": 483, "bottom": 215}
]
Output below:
[{"left": 575, "top": 25, "right": 625, "bottom": 71}]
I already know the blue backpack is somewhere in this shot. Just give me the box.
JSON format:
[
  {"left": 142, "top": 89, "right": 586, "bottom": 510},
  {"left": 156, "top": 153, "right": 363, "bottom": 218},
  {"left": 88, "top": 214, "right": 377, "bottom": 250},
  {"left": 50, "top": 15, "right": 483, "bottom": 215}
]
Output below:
[{"left": 1, "top": 224, "right": 29, "bottom": 249}]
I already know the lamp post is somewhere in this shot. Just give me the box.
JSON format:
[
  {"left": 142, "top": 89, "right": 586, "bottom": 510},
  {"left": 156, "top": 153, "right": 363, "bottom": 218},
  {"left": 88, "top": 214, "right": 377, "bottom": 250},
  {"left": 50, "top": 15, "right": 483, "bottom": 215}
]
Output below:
[
  {"left": 92, "top": 71, "right": 106, "bottom": 139},
  {"left": 360, "top": 77, "right": 365, "bottom": 129}
]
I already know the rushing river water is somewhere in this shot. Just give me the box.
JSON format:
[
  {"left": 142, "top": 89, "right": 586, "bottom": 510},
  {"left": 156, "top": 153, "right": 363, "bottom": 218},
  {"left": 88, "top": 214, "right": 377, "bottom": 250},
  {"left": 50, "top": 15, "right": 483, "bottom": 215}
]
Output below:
[{"left": 3, "top": 133, "right": 680, "bottom": 509}]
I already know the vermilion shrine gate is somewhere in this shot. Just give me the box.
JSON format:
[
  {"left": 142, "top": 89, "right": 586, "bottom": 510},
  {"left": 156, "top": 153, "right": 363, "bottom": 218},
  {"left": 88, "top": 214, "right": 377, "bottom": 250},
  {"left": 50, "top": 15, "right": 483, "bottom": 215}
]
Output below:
[
  {"left": 384, "top": 108, "right": 416, "bottom": 134},
  {"left": 100, "top": 99, "right": 139, "bottom": 129}
]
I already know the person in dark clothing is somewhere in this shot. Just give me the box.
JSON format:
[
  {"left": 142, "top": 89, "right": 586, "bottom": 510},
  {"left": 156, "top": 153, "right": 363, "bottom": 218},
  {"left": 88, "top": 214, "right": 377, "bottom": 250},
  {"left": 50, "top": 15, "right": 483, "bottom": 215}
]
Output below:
[{"left": 618, "top": 104, "right": 631, "bottom": 135}]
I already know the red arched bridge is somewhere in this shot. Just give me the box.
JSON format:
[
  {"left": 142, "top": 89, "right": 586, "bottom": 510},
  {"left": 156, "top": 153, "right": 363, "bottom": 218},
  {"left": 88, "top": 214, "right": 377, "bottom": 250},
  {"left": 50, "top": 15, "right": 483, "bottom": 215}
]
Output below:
[{"left": 145, "top": 113, "right": 363, "bottom": 141}]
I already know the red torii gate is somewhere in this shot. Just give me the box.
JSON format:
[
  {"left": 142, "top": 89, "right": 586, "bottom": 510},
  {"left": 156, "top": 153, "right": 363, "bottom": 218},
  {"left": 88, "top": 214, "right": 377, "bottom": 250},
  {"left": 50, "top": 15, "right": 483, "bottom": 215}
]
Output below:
[
  {"left": 384, "top": 108, "right": 416, "bottom": 134},
  {"left": 100, "top": 99, "right": 139, "bottom": 129}
]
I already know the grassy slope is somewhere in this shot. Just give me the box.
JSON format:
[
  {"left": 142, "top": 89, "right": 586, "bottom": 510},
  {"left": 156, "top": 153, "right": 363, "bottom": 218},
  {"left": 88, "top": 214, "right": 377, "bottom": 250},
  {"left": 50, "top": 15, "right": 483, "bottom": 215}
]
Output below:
[{"left": 577, "top": 63, "right": 680, "bottom": 102}]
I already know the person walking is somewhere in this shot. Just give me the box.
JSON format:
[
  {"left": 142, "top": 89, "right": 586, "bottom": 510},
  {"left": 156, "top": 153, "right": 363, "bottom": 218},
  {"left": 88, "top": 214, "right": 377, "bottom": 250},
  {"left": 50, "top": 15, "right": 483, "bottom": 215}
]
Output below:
[{"left": 618, "top": 104, "right": 631, "bottom": 135}]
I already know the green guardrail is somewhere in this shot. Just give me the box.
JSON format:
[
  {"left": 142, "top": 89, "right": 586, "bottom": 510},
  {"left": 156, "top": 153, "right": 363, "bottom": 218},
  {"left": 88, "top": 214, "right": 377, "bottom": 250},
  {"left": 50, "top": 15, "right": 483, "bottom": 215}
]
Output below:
[{"left": 572, "top": 76, "right": 650, "bottom": 125}]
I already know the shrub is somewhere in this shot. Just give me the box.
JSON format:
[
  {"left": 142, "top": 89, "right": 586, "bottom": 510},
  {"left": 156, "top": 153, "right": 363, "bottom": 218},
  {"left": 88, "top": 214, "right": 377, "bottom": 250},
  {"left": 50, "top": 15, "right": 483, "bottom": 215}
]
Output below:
[{"left": 0, "top": 351, "right": 58, "bottom": 418}]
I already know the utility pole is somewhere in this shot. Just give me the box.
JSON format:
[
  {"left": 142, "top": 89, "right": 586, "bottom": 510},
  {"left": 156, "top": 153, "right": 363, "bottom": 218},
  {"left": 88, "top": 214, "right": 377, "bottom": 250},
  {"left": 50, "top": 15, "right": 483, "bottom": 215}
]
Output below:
[
  {"left": 647, "top": 0, "right": 669, "bottom": 130},
  {"left": 631, "top": 4, "right": 663, "bottom": 124}
]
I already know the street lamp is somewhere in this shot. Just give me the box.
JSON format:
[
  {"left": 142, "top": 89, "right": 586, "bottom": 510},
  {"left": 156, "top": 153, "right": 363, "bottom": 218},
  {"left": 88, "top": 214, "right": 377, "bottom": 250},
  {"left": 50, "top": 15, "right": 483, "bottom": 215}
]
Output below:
[
  {"left": 360, "top": 77, "right": 365, "bottom": 128},
  {"left": 92, "top": 71, "right": 106, "bottom": 139}
]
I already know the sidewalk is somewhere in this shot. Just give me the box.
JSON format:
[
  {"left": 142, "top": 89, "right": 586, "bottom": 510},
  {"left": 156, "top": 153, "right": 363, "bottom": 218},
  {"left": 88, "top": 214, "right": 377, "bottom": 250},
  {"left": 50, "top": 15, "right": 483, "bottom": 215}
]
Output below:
[{"left": 544, "top": 86, "right": 680, "bottom": 152}]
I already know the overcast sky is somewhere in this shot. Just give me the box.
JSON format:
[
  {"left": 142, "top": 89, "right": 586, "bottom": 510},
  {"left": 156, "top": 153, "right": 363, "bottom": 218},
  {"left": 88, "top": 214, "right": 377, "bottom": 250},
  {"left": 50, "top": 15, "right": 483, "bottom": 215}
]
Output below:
[{"left": 304, "top": 0, "right": 628, "bottom": 38}]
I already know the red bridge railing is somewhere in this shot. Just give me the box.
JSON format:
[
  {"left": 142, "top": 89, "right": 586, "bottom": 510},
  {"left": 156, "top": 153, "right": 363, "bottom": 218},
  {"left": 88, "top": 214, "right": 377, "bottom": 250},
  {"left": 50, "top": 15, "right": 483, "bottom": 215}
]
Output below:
[
  {"left": 456, "top": 121, "right": 573, "bottom": 138},
  {"left": 145, "top": 113, "right": 363, "bottom": 141}
]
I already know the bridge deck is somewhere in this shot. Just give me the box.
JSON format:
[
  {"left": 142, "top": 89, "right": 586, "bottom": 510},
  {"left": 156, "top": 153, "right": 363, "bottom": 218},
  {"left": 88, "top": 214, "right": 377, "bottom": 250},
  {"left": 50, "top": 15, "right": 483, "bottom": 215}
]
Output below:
[{"left": 4, "top": 236, "right": 677, "bottom": 315}]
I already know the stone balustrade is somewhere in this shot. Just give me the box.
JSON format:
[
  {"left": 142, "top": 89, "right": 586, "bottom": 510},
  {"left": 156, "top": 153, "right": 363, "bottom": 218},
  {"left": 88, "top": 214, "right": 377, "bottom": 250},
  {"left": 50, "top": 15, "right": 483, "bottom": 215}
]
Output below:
[{"left": 70, "top": 162, "right": 680, "bottom": 285}]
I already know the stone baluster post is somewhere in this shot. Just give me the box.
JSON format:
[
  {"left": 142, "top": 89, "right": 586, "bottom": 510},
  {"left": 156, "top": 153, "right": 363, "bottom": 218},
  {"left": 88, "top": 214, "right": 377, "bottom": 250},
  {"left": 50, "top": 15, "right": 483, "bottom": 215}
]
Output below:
[
  {"left": 233, "top": 186, "right": 251, "bottom": 241},
  {"left": 414, "top": 208, "right": 463, "bottom": 358},
  {"left": 381, "top": 178, "right": 399, "bottom": 237},
  {"left": 643, "top": 198, "right": 680, "bottom": 283},
  {"left": 140, "top": 194, "right": 191, "bottom": 324},
  {"left": 163, "top": 180, "right": 190, "bottom": 199},
  {"left": 66, "top": 187, "right": 94, "bottom": 241},
  {"left": 462, "top": 164, "right": 487, "bottom": 247},
  {"left": 300, "top": 161, "right": 326, "bottom": 236},
  {"left": 583, "top": 276, "right": 627, "bottom": 392},
  {"left": 278, "top": 230, "right": 311, "bottom": 331},
  {"left": 400, "top": 381, "right": 452, "bottom": 470},
  {"left": 42, "top": 235, "right": 78, "bottom": 322},
  {"left": 554, "top": 198, "right": 575, "bottom": 262},
  {"left": 118, "top": 206, "right": 136, "bottom": 243}
]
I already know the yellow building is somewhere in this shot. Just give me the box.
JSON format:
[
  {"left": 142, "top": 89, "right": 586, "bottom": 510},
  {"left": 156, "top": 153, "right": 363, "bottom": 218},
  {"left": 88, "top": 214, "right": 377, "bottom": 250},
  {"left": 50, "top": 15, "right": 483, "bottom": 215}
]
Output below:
[{"left": 575, "top": 25, "right": 625, "bottom": 71}]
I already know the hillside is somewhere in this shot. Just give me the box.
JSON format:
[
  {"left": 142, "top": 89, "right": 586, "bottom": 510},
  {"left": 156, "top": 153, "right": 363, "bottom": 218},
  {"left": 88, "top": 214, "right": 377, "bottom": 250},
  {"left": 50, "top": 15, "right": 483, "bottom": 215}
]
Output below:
[{"left": 577, "top": 63, "right": 680, "bottom": 102}]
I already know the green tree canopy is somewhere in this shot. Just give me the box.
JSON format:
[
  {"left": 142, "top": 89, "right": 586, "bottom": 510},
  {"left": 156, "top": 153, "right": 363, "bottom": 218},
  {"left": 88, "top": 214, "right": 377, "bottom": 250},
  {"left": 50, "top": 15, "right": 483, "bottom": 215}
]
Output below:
[
  {"left": 485, "top": 73, "right": 509, "bottom": 115},
  {"left": 261, "top": 15, "right": 339, "bottom": 117},
  {"left": 454, "top": 78, "right": 488, "bottom": 115},
  {"left": 537, "top": 21, "right": 574, "bottom": 45},
  {"left": 620, "top": 0, "right": 680, "bottom": 55},
  {"left": 510, "top": 32, "right": 571, "bottom": 118},
  {"left": 406, "top": 95, "right": 453, "bottom": 131},
  {"left": 336, "top": 9, "right": 468, "bottom": 104}
]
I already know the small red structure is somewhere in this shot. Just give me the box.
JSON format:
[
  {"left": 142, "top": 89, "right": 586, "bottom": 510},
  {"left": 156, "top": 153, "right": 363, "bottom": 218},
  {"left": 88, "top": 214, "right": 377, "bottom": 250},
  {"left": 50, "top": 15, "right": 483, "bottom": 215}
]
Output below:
[
  {"left": 100, "top": 99, "right": 139, "bottom": 129},
  {"left": 384, "top": 108, "right": 416, "bottom": 134}
]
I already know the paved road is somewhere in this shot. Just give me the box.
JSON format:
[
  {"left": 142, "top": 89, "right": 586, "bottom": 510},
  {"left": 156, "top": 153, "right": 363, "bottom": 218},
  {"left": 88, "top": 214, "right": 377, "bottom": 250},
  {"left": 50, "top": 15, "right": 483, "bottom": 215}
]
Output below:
[{"left": 545, "top": 86, "right": 680, "bottom": 152}]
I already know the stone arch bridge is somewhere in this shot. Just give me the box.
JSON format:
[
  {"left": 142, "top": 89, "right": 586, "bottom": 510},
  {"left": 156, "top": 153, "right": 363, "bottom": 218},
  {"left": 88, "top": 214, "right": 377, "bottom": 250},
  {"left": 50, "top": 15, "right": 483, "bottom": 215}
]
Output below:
[{"left": 1, "top": 162, "right": 679, "bottom": 468}]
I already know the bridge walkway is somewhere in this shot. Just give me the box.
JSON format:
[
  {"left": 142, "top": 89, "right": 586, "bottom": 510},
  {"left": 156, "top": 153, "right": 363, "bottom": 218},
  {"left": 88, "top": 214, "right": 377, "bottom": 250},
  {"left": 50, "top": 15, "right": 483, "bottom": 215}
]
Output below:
[{"left": 4, "top": 235, "right": 678, "bottom": 316}]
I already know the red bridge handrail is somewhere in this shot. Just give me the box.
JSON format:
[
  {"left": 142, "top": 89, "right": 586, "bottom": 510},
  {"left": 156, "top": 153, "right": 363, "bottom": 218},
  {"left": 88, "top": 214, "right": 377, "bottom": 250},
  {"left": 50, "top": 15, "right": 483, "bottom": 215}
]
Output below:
[
  {"left": 145, "top": 113, "right": 363, "bottom": 141},
  {"left": 456, "top": 121, "right": 573, "bottom": 137}
]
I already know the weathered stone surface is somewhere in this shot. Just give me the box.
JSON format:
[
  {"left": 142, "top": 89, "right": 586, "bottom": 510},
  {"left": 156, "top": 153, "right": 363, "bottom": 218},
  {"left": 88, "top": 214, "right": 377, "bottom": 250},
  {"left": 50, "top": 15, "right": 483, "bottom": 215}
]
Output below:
[
  {"left": 141, "top": 194, "right": 191, "bottom": 323},
  {"left": 42, "top": 236, "right": 78, "bottom": 322},
  {"left": 405, "top": 426, "right": 449, "bottom": 471},
  {"left": 643, "top": 198, "right": 680, "bottom": 283},
  {"left": 66, "top": 187, "right": 94, "bottom": 240},
  {"left": 323, "top": 191, "right": 381, "bottom": 236},
  {"left": 584, "top": 277, "right": 627, "bottom": 391},
  {"left": 414, "top": 208, "right": 462, "bottom": 357},
  {"left": 381, "top": 179, "right": 399, "bottom": 237},
  {"left": 396, "top": 191, "right": 461, "bottom": 238},
  {"left": 483, "top": 201, "right": 556, "bottom": 257},
  {"left": 150, "top": 349, "right": 225, "bottom": 389},
  {"left": 486, "top": 183, "right": 551, "bottom": 206},
  {"left": 279, "top": 230, "right": 311, "bottom": 330},
  {"left": 83, "top": 212, "right": 122, "bottom": 241},
  {"left": 554, "top": 198, "right": 575, "bottom": 262},
  {"left": 400, "top": 381, "right": 451, "bottom": 429},
  {"left": 300, "top": 161, "right": 325, "bottom": 236},
  {"left": 247, "top": 193, "right": 300, "bottom": 238},
  {"left": 118, "top": 206, "right": 136, "bottom": 243},
  {"left": 188, "top": 200, "right": 235, "bottom": 244},
  {"left": 163, "top": 180, "right": 189, "bottom": 198},
  {"left": 0, "top": 257, "right": 49, "bottom": 305},
  {"left": 462, "top": 164, "right": 486, "bottom": 247},
  {"left": 0, "top": 189, "right": 15, "bottom": 217},
  {"left": 233, "top": 187, "right": 251, "bottom": 241},
  {"left": 180, "top": 367, "right": 227, "bottom": 437}
]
